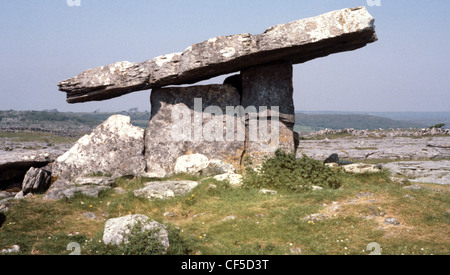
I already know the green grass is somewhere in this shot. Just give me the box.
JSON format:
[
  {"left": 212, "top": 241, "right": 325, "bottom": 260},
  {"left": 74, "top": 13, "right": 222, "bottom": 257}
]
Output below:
[
  {"left": 0, "top": 132, "right": 79, "bottom": 144},
  {"left": 0, "top": 171, "right": 448, "bottom": 255}
]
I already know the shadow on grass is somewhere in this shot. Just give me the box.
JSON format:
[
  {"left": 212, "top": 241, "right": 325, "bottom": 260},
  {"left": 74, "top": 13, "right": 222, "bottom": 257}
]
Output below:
[{"left": 0, "top": 212, "right": 6, "bottom": 229}]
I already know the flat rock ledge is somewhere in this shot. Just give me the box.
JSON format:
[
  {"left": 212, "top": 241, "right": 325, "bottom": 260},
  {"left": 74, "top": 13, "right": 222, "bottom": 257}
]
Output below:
[{"left": 134, "top": 180, "right": 199, "bottom": 200}]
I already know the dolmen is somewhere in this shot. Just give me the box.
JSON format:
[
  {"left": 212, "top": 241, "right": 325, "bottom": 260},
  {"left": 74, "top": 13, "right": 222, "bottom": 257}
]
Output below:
[{"left": 57, "top": 7, "right": 377, "bottom": 177}]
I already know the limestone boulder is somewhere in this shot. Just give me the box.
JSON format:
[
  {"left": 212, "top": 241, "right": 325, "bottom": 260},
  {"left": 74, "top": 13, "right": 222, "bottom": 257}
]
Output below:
[
  {"left": 102, "top": 214, "right": 170, "bottom": 253},
  {"left": 174, "top": 154, "right": 209, "bottom": 175},
  {"left": 52, "top": 115, "right": 146, "bottom": 181},
  {"left": 22, "top": 167, "right": 52, "bottom": 195},
  {"left": 341, "top": 163, "right": 383, "bottom": 174}
]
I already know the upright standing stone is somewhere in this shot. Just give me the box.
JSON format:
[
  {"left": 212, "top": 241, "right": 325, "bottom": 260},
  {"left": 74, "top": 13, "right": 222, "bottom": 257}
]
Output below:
[
  {"left": 241, "top": 61, "right": 296, "bottom": 164},
  {"left": 145, "top": 85, "right": 245, "bottom": 176}
]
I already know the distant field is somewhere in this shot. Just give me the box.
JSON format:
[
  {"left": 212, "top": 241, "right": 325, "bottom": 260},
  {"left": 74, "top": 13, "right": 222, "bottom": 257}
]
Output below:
[
  {"left": 296, "top": 111, "right": 450, "bottom": 131},
  {"left": 1, "top": 110, "right": 448, "bottom": 134},
  {"left": 295, "top": 113, "right": 427, "bottom": 131},
  {"left": 0, "top": 110, "right": 150, "bottom": 134}
]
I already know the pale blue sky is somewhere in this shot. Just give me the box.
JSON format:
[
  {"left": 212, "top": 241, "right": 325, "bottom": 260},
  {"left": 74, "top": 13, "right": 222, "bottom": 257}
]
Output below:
[{"left": 0, "top": 0, "right": 449, "bottom": 112}]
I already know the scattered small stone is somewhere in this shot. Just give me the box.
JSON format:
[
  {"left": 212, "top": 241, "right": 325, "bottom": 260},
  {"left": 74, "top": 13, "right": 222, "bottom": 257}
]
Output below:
[
  {"left": 405, "top": 194, "right": 415, "bottom": 199},
  {"left": 192, "top": 213, "right": 206, "bottom": 219},
  {"left": 259, "top": 189, "right": 277, "bottom": 195},
  {"left": 163, "top": 211, "right": 178, "bottom": 218},
  {"left": 221, "top": 215, "right": 236, "bottom": 222},
  {"left": 402, "top": 184, "right": 442, "bottom": 192},
  {"left": 312, "top": 186, "right": 323, "bottom": 191},
  {"left": 133, "top": 180, "right": 198, "bottom": 200},
  {"left": 0, "top": 192, "right": 14, "bottom": 200},
  {"left": 290, "top": 247, "right": 302, "bottom": 255},
  {"left": 206, "top": 184, "right": 217, "bottom": 190},
  {"left": 75, "top": 177, "right": 114, "bottom": 186},
  {"left": 1, "top": 245, "right": 20, "bottom": 254},
  {"left": 0, "top": 198, "right": 13, "bottom": 213},
  {"left": 342, "top": 163, "right": 382, "bottom": 174},
  {"left": 367, "top": 206, "right": 385, "bottom": 217},
  {"left": 83, "top": 212, "right": 98, "bottom": 220},
  {"left": 357, "top": 192, "right": 374, "bottom": 198},
  {"left": 385, "top": 217, "right": 401, "bottom": 226},
  {"left": 114, "top": 187, "right": 127, "bottom": 194},
  {"left": 390, "top": 177, "right": 409, "bottom": 185},
  {"left": 302, "top": 213, "right": 329, "bottom": 222},
  {"left": 403, "top": 185, "right": 424, "bottom": 191},
  {"left": 14, "top": 191, "right": 25, "bottom": 199}
]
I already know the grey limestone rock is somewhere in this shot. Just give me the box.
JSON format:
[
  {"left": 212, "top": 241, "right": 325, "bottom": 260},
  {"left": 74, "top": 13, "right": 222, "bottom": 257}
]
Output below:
[
  {"left": 134, "top": 180, "right": 198, "bottom": 200},
  {"left": 52, "top": 115, "right": 146, "bottom": 181},
  {"left": 102, "top": 214, "right": 169, "bottom": 253},
  {"left": 241, "top": 61, "right": 296, "bottom": 165},
  {"left": 22, "top": 167, "right": 52, "bottom": 195}
]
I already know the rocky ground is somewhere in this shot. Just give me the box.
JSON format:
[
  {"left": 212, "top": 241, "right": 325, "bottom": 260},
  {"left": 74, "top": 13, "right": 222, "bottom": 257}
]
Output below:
[
  {"left": 297, "top": 131, "right": 449, "bottom": 185},
  {"left": 1, "top": 128, "right": 449, "bottom": 194}
]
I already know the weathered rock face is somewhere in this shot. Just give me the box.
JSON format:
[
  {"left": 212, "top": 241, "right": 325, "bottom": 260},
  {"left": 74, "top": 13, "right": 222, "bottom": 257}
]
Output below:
[
  {"left": 174, "top": 154, "right": 210, "bottom": 175},
  {"left": 385, "top": 161, "right": 450, "bottom": 185},
  {"left": 22, "top": 167, "right": 51, "bottom": 195},
  {"left": 43, "top": 178, "right": 113, "bottom": 201},
  {"left": 58, "top": 7, "right": 377, "bottom": 103},
  {"left": 241, "top": 62, "right": 296, "bottom": 164},
  {"left": 52, "top": 115, "right": 146, "bottom": 181},
  {"left": 145, "top": 85, "right": 245, "bottom": 176},
  {"left": 102, "top": 214, "right": 170, "bottom": 253},
  {"left": 297, "top": 136, "right": 450, "bottom": 161}
]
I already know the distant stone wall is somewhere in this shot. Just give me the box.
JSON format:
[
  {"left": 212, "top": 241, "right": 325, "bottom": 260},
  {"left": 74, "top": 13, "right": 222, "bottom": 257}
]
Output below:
[{"left": 0, "top": 127, "right": 88, "bottom": 138}]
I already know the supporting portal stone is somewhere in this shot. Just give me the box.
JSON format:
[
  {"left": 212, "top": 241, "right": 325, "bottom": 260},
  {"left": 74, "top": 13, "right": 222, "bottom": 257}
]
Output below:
[
  {"left": 145, "top": 85, "right": 245, "bottom": 176},
  {"left": 241, "top": 62, "right": 296, "bottom": 165}
]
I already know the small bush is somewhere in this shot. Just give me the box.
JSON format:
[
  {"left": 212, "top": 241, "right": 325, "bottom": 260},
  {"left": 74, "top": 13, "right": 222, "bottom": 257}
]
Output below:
[
  {"left": 243, "top": 149, "right": 341, "bottom": 192},
  {"left": 429, "top": 123, "right": 446, "bottom": 129}
]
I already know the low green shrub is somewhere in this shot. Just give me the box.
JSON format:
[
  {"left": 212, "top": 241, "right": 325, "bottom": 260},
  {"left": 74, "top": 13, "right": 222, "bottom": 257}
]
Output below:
[{"left": 243, "top": 149, "right": 341, "bottom": 192}]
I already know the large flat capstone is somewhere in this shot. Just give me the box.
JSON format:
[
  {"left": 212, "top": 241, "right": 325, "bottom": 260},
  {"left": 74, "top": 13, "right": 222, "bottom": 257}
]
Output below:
[{"left": 58, "top": 7, "right": 377, "bottom": 103}]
